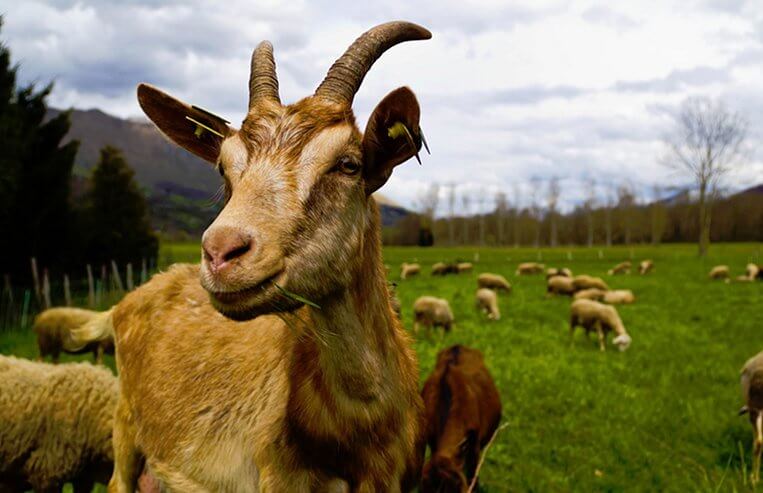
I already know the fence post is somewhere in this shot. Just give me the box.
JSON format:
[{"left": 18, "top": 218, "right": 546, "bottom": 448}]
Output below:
[
  {"left": 30, "top": 257, "right": 41, "bottom": 306},
  {"left": 42, "top": 269, "right": 51, "bottom": 309},
  {"left": 111, "top": 260, "right": 124, "bottom": 292},
  {"left": 20, "top": 289, "right": 31, "bottom": 328},
  {"left": 63, "top": 274, "right": 72, "bottom": 307},
  {"left": 598, "top": 249, "right": 604, "bottom": 260},
  {"left": 141, "top": 258, "right": 147, "bottom": 285},
  {"left": 126, "top": 263, "right": 134, "bottom": 291},
  {"left": 86, "top": 264, "right": 95, "bottom": 308}
]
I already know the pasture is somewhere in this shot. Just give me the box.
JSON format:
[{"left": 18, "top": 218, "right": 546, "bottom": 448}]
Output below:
[{"left": 2, "top": 242, "right": 762, "bottom": 492}]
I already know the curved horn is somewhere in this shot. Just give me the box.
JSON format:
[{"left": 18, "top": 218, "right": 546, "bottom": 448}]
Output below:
[
  {"left": 315, "top": 21, "right": 431, "bottom": 105},
  {"left": 249, "top": 41, "right": 280, "bottom": 107}
]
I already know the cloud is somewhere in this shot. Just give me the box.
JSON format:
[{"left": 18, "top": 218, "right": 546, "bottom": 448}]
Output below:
[{"left": 3, "top": 0, "right": 763, "bottom": 213}]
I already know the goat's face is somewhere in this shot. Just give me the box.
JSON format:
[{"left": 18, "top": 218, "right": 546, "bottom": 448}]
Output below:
[
  {"left": 421, "top": 455, "right": 467, "bottom": 493},
  {"left": 137, "top": 22, "right": 430, "bottom": 320}
]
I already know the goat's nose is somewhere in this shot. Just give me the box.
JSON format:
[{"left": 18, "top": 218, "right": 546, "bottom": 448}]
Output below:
[{"left": 202, "top": 227, "right": 253, "bottom": 273}]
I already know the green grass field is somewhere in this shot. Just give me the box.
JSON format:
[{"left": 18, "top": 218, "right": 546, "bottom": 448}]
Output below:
[{"left": 2, "top": 242, "right": 762, "bottom": 492}]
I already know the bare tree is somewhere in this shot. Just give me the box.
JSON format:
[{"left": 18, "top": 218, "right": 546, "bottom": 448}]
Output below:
[
  {"left": 617, "top": 182, "right": 636, "bottom": 245},
  {"left": 529, "top": 177, "right": 542, "bottom": 247},
  {"left": 461, "top": 190, "right": 471, "bottom": 245},
  {"left": 547, "top": 176, "right": 560, "bottom": 247},
  {"left": 584, "top": 177, "right": 596, "bottom": 247},
  {"left": 663, "top": 97, "right": 747, "bottom": 256},
  {"left": 418, "top": 183, "right": 440, "bottom": 229},
  {"left": 650, "top": 184, "right": 666, "bottom": 245},
  {"left": 495, "top": 191, "right": 508, "bottom": 246},
  {"left": 604, "top": 187, "right": 614, "bottom": 247},
  {"left": 512, "top": 183, "right": 522, "bottom": 248},
  {"left": 476, "top": 188, "right": 487, "bottom": 246},
  {"left": 446, "top": 183, "right": 456, "bottom": 246}
]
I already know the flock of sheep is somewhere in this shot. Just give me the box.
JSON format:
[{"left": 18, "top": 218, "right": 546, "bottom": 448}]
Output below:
[{"left": 0, "top": 257, "right": 760, "bottom": 491}]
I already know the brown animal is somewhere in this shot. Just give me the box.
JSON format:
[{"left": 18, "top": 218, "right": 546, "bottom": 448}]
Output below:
[
  {"left": 33, "top": 307, "right": 114, "bottom": 364},
  {"left": 741, "top": 351, "right": 763, "bottom": 485},
  {"left": 421, "top": 345, "right": 501, "bottom": 493},
  {"left": 106, "top": 22, "right": 430, "bottom": 492}
]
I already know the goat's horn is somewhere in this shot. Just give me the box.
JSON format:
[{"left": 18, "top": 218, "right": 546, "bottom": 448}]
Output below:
[
  {"left": 249, "top": 41, "right": 280, "bottom": 107},
  {"left": 315, "top": 21, "right": 431, "bottom": 105}
]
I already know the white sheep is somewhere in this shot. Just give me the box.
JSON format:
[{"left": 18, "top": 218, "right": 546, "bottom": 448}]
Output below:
[
  {"left": 413, "top": 296, "right": 454, "bottom": 333},
  {"left": 0, "top": 355, "right": 117, "bottom": 492},
  {"left": 475, "top": 288, "right": 500, "bottom": 320},
  {"left": 516, "top": 262, "right": 545, "bottom": 275},
  {"left": 400, "top": 262, "right": 421, "bottom": 280},
  {"left": 607, "top": 261, "right": 631, "bottom": 276},
  {"left": 572, "top": 274, "right": 609, "bottom": 292},
  {"left": 546, "top": 275, "right": 576, "bottom": 297},
  {"left": 740, "top": 351, "right": 763, "bottom": 485},
  {"left": 477, "top": 273, "right": 512, "bottom": 292},
  {"left": 33, "top": 307, "right": 114, "bottom": 364},
  {"left": 744, "top": 263, "right": 761, "bottom": 281},
  {"left": 431, "top": 262, "right": 459, "bottom": 276},
  {"left": 569, "top": 299, "right": 632, "bottom": 352},
  {"left": 638, "top": 259, "right": 654, "bottom": 275},
  {"left": 457, "top": 262, "right": 473, "bottom": 273},
  {"left": 603, "top": 289, "right": 635, "bottom": 305},
  {"left": 573, "top": 288, "right": 607, "bottom": 301},
  {"left": 546, "top": 267, "right": 572, "bottom": 279},
  {"left": 709, "top": 265, "right": 730, "bottom": 280}
]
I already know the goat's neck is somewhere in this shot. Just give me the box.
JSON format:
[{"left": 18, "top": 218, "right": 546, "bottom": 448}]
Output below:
[{"left": 297, "top": 207, "right": 401, "bottom": 402}]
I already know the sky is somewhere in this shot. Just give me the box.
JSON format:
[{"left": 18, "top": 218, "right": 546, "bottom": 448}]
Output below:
[{"left": 3, "top": 0, "right": 763, "bottom": 213}]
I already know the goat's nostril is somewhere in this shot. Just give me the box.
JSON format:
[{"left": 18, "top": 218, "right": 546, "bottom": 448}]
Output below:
[
  {"left": 202, "top": 228, "right": 253, "bottom": 271},
  {"left": 223, "top": 242, "right": 251, "bottom": 262}
]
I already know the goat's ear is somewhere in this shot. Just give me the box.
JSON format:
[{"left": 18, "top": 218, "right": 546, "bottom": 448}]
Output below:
[
  {"left": 362, "top": 86, "right": 425, "bottom": 195},
  {"left": 137, "top": 83, "right": 231, "bottom": 164}
]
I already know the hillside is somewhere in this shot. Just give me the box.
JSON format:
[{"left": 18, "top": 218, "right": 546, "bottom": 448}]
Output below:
[{"left": 52, "top": 107, "right": 411, "bottom": 236}]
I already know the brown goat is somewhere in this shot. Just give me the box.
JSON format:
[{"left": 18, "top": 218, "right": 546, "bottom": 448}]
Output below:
[
  {"left": 107, "top": 22, "right": 430, "bottom": 492},
  {"left": 421, "top": 345, "right": 502, "bottom": 493}
]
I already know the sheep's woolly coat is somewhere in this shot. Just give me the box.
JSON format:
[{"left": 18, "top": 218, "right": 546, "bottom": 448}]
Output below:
[
  {"left": 709, "top": 265, "right": 730, "bottom": 280},
  {"left": 33, "top": 307, "right": 114, "bottom": 364},
  {"left": 475, "top": 288, "right": 500, "bottom": 320},
  {"left": 607, "top": 261, "right": 631, "bottom": 275},
  {"left": 572, "top": 275, "right": 609, "bottom": 292},
  {"left": 638, "top": 260, "right": 654, "bottom": 275},
  {"left": 603, "top": 289, "right": 635, "bottom": 305},
  {"left": 413, "top": 296, "right": 454, "bottom": 332},
  {"left": 400, "top": 263, "right": 421, "bottom": 280},
  {"left": 573, "top": 288, "right": 606, "bottom": 301},
  {"left": 515, "top": 262, "right": 545, "bottom": 275},
  {"left": 569, "top": 299, "right": 631, "bottom": 351},
  {"left": 546, "top": 275, "right": 576, "bottom": 296},
  {"left": 0, "top": 355, "right": 117, "bottom": 492},
  {"left": 477, "top": 273, "right": 512, "bottom": 292}
]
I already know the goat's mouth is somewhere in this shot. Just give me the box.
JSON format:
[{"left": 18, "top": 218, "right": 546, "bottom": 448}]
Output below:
[{"left": 205, "top": 269, "right": 290, "bottom": 321}]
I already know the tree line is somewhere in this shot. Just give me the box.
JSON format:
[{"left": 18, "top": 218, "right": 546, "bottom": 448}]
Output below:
[{"left": 0, "top": 21, "right": 156, "bottom": 286}]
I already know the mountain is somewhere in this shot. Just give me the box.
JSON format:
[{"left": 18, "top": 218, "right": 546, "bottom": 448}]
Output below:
[{"left": 51, "top": 107, "right": 411, "bottom": 235}]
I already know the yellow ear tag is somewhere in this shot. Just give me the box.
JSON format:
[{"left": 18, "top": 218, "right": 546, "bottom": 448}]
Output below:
[
  {"left": 185, "top": 116, "right": 225, "bottom": 139},
  {"left": 387, "top": 122, "right": 422, "bottom": 164}
]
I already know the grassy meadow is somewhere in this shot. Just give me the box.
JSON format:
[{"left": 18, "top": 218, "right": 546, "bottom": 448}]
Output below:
[{"left": 2, "top": 242, "right": 762, "bottom": 492}]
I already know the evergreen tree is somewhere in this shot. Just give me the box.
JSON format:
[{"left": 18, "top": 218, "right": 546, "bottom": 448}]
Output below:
[
  {"left": 0, "top": 18, "right": 79, "bottom": 278},
  {"left": 83, "top": 146, "right": 157, "bottom": 267}
]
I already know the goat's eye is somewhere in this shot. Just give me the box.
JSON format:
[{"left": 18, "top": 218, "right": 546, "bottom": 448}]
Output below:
[
  {"left": 336, "top": 157, "right": 360, "bottom": 175},
  {"left": 217, "top": 165, "right": 225, "bottom": 177}
]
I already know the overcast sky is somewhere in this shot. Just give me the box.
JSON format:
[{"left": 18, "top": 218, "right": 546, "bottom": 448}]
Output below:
[{"left": 3, "top": 0, "right": 763, "bottom": 212}]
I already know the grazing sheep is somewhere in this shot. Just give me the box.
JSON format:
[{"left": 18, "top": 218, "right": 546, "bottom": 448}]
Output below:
[
  {"left": 413, "top": 296, "right": 455, "bottom": 333},
  {"left": 603, "top": 289, "right": 635, "bottom": 305},
  {"left": 709, "top": 265, "right": 730, "bottom": 280},
  {"left": 477, "top": 273, "right": 512, "bottom": 293},
  {"left": 432, "top": 262, "right": 459, "bottom": 276},
  {"left": 33, "top": 307, "right": 114, "bottom": 364},
  {"left": 745, "top": 263, "right": 761, "bottom": 281},
  {"left": 546, "top": 267, "right": 572, "bottom": 279},
  {"left": 475, "top": 288, "right": 500, "bottom": 320},
  {"left": 607, "top": 261, "right": 632, "bottom": 276},
  {"left": 573, "top": 288, "right": 607, "bottom": 301},
  {"left": 0, "top": 355, "right": 117, "bottom": 492},
  {"left": 572, "top": 274, "right": 609, "bottom": 292},
  {"left": 516, "top": 262, "right": 545, "bottom": 275},
  {"left": 638, "top": 259, "right": 654, "bottom": 275},
  {"left": 546, "top": 275, "right": 576, "bottom": 297},
  {"left": 457, "top": 262, "right": 473, "bottom": 273},
  {"left": 421, "top": 345, "right": 501, "bottom": 493},
  {"left": 740, "top": 351, "right": 763, "bottom": 485},
  {"left": 570, "top": 299, "right": 632, "bottom": 352},
  {"left": 400, "top": 262, "right": 421, "bottom": 280}
]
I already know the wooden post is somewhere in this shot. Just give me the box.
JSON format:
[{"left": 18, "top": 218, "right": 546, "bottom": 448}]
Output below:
[
  {"left": 111, "top": 260, "right": 124, "bottom": 292},
  {"left": 20, "top": 289, "right": 31, "bottom": 328},
  {"left": 86, "top": 264, "right": 95, "bottom": 308},
  {"left": 598, "top": 249, "right": 604, "bottom": 260},
  {"left": 126, "top": 263, "right": 134, "bottom": 291},
  {"left": 42, "top": 269, "right": 52, "bottom": 309},
  {"left": 30, "top": 257, "right": 41, "bottom": 306},
  {"left": 95, "top": 279, "right": 102, "bottom": 307},
  {"left": 3, "top": 274, "right": 13, "bottom": 305},
  {"left": 2, "top": 275, "right": 14, "bottom": 331},
  {"left": 63, "top": 274, "right": 72, "bottom": 306},
  {"left": 101, "top": 264, "right": 108, "bottom": 296},
  {"left": 141, "top": 258, "right": 147, "bottom": 285}
]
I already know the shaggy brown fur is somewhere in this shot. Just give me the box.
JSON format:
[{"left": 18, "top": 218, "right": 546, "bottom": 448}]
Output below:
[
  {"left": 33, "top": 307, "right": 114, "bottom": 364},
  {"left": 741, "top": 351, "right": 763, "bottom": 484},
  {"left": 420, "top": 345, "right": 501, "bottom": 492},
  {"left": 0, "top": 356, "right": 116, "bottom": 492}
]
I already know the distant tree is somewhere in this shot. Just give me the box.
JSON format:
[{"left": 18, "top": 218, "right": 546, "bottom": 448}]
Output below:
[
  {"left": 529, "top": 177, "right": 542, "bottom": 247},
  {"left": 604, "top": 188, "right": 615, "bottom": 247},
  {"left": 82, "top": 146, "right": 157, "bottom": 267},
  {"left": 0, "top": 19, "right": 79, "bottom": 278},
  {"left": 617, "top": 182, "right": 636, "bottom": 245},
  {"left": 512, "top": 183, "right": 522, "bottom": 247},
  {"left": 495, "top": 191, "right": 508, "bottom": 246},
  {"left": 663, "top": 97, "right": 747, "bottom": 256},
  {"left": 461, "top": 191, "right": 471, "bottom": 245},
  {"left": 584, "top": 177, "right": 596, "bottom": 247},
  {"left": 650, "top": 185, "right": 667, "bottom": 245},
  {"left": 547, "top": 176, "right": 560, "bottom": 247},
  {"left": 417, "top": 182, "right": 440, "bottom": 227},
  {"left": 446, "top": 183, "right": 456, "bottom": 246},
  {"left": 476, "top": 187, "right": 487, "bottom": 246}
]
